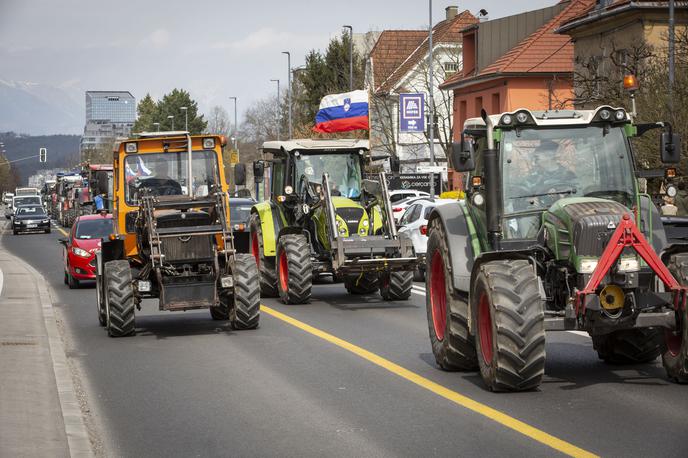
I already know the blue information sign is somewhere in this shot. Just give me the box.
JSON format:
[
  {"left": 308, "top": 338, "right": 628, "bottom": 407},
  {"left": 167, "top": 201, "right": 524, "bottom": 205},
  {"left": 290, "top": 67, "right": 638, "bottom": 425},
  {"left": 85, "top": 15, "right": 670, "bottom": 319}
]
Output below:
[{"left": 399, "top": 93, "right": 425, "bottom": 133}]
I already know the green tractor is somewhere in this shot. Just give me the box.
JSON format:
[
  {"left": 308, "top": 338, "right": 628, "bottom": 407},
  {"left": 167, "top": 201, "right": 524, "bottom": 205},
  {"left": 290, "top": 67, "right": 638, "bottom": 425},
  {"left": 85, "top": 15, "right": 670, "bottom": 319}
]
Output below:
[
  {"left": 426, "top": 106, "right": 688, "bottom": 391},
  {"left": 249, "top": 139, "right": 417, "bottom": 304}
]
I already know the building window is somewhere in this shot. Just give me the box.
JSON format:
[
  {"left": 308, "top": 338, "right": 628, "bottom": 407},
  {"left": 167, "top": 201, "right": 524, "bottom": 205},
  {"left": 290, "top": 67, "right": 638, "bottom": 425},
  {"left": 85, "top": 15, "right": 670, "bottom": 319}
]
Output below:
[
  {"left": 444, "top": 62, "right": 460, "bottom": 74},
  {"left": 475, "top": 96, "right": 483, "bottom": 116},
  {"left": 491, "top": 93, "right": 500, "bottom": 114}
]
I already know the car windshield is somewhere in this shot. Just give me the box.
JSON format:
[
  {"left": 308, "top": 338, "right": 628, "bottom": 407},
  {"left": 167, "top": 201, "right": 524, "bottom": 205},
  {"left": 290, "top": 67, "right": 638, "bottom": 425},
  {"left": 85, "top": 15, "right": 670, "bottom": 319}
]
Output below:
[
  {"left": 17, "top": 205, "right": 46, "bottom": 216},
  {"left": 501, "top": 126, "right": 635, "bottom": 239},
  {"left": 75, "top": 218, "right": 113, "bottom": 239},
  {"left": 124, "top": 150, "right": 219, "bottom": 205},
  {"left": 14, "top": 196, "right": 41, "bottom": 206},
  {"left": 295, "top": 153, "right": 362, "bottom": 199},
  {"left": 230, "top": 204, "right": 253, "bottom": 223}
]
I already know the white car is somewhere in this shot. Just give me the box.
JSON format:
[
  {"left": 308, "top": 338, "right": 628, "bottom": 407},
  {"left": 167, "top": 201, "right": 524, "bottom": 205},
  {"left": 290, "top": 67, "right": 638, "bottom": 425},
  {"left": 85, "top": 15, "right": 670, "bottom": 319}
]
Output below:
[
  {"left": 389, "top": 189, "right": 430, "bottom": 204},
  {"left": 398, "top": 198, "right": 455, "bottom": 280},
  {"left": 392, "top": 194, "right": 432, "bottom": 224}
]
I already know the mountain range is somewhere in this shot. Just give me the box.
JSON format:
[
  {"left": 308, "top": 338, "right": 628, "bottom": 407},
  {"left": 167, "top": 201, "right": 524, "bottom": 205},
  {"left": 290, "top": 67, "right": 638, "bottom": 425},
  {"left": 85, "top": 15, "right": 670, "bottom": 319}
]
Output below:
[{"left": 0, "top": 79, "right": 84, "bottom": 135}]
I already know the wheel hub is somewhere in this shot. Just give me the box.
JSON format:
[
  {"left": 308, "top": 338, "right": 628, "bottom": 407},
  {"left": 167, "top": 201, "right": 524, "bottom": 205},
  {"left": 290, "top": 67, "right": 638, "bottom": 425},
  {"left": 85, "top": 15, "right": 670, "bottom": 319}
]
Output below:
[
  {"left": 478, "top": 293, "right": 493, "bottom": 364},
  {"left": 429, "top": 251, "right": 446, "bottom": 341},
  {"left": 251, "top": 232, "right": 260, "bottom": 268},
  {"left": 279, "top": 250, "right": 289, "bottom": 293}
]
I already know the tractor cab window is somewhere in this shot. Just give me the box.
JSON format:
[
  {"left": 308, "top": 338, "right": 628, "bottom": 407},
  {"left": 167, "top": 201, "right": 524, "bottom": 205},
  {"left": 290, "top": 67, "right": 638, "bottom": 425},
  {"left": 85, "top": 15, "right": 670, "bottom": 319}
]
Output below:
[
  {"left": 295, "top": 153, "right": 362, "bottom": 199},
  {"left": 124, "top": 150, "right": 219, "bottom": 205},
  {"left": 501, "top": 126, "right": 635, "bottom": 239}
]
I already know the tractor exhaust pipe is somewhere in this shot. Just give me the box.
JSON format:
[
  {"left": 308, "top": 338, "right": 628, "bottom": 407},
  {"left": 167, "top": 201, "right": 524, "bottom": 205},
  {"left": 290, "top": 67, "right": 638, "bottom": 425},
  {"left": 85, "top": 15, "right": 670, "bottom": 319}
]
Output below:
[{"left": 481, "top": 109, "right": 502, "bottom": 249}]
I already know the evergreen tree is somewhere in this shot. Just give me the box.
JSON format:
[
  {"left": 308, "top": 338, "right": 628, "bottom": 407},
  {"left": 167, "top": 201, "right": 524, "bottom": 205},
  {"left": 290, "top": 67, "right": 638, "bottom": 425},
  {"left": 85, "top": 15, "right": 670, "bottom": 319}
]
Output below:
[
  {"left": 131, "top": 93, "right": 158, "bottom": 132},
  {"left": 157, "top": 88, "right": 207, "bottom": 133}
]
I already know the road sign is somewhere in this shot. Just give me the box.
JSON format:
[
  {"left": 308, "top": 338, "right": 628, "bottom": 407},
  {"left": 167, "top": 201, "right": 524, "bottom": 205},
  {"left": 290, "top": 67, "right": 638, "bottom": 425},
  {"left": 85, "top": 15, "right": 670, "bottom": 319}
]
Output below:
[
  {"left": 230, "top": 151, "right": 239, "bottom": 164},
  {"left": 39, "top": 147, "right": 47, "bottom": 163},
  {"left": 399, "top": 93, "right": 425, "bottom": 133}
]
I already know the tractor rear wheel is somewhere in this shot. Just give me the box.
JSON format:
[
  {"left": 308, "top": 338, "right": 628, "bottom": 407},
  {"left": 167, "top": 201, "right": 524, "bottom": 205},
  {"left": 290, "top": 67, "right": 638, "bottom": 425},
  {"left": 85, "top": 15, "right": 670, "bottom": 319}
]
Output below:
[
  {"left": 344, "top": 273, "right": 378, "bottom": 294},
  {"left": 229, "top": 254, "right": 261, "bottom": 329},
  {"left": 426, "top": 221, "right": 477, "bottom": 371},
  {"left": 662, "top": 254, "right": 688, "bottom": 383},
  {"left": 592, "top": 328, "right": 662, "bottom": 364},
  {"left": 379, "top": 271, "right": 413, "bottom": 301},
  {"left": 276, "top": 235, "right": 312, "bottom": 304},
  {"left": 104, "top": 260, "right": 135, "bottom": 337},
  {"left": 249, "top": 214, "right": 278, "bottom": 298},
  {"left": 472, "top": 260, "right": 545, "bottom": 391}
]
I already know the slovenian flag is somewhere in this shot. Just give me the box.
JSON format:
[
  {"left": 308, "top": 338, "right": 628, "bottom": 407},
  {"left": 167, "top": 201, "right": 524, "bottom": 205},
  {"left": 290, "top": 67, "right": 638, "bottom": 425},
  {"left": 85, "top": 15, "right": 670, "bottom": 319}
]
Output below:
[{"left": 314, "top": 89, "right": 369, "bottom": 133}]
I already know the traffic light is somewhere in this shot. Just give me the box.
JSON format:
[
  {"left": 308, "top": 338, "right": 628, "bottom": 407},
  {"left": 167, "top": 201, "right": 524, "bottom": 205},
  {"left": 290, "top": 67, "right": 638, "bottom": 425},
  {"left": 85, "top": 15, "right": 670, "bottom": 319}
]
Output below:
[{"left": 39, "top": 147, "right": 47, "bottom": 163}]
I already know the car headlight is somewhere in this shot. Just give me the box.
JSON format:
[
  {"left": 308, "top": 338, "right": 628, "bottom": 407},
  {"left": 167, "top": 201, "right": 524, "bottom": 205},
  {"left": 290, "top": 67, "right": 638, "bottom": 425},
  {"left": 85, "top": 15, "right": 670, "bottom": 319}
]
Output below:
[
  {"left": 72, "top": 247, "right": 90, "bottom": 258},
  {"left": 579, "top": 259, "right": 598, "bottom": 274},
  {"left": 618, "top": 257, "right": 639, "bottom": 273},
  {"left": 42, "top": 219, "right": 49, "bottom": 223}
]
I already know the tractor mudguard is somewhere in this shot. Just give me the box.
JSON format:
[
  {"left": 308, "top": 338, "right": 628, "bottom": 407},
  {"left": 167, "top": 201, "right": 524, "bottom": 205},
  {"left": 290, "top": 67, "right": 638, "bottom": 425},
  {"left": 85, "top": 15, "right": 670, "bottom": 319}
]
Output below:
[
  {"left": 429, "top": 202, "right": 478, "bottom": 293},
  {"left": 101, "top": 237, "right": 125, "bottom": 264},
  {"left": 251, "top": 201, "right": 285, "bottom": 257}
]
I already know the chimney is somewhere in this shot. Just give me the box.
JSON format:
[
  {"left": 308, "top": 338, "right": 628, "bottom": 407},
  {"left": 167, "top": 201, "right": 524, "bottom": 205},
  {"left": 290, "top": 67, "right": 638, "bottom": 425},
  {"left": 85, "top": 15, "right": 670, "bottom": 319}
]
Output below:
[{"left": 445, "top": 6, "right": 459, "bottom": 20}]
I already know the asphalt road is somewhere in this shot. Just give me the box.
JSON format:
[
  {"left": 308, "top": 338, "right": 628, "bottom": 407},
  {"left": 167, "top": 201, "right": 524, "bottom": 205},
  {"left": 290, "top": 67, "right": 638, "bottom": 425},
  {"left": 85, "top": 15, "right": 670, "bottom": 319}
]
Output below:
[{"left": 2, "top": 218, "right": 688, "bottom": 457}]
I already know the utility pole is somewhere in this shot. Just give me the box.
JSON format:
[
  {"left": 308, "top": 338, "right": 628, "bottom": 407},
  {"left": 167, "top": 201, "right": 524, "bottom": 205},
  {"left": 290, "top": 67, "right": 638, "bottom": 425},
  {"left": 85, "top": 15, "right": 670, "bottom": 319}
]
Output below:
[
  {"left": 270, "top": 79, "right": 281, "bottom": 141},
  {"left": 343, "top": 25, "right": 353, "bottom": 91},
  {"left": 229, "top": 96, "right": 238, "bottom": 145},
  {"left": 180, "top": 106, "right": 188, "bottom": 131},
  {"left": 427, "top": 0, "right": 435, "bottom": 196},
  {"left": 282, "top": 51, "right": 293, "bottom": 138},
  {"left": 153, "top": 122, "right": 160, "bottom": 132},
  {"left": 669, "top": 0, "right": 675, "bottom": 116},
  {"left": 167, "top": 115, "right": 175, "bottom": 131}
]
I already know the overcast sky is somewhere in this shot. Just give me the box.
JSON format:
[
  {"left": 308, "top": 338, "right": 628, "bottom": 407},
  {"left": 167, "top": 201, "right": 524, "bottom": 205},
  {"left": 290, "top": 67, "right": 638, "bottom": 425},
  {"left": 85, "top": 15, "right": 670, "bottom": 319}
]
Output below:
[{"left": 0, "top": 0, "right": 556, "bottom": 124}]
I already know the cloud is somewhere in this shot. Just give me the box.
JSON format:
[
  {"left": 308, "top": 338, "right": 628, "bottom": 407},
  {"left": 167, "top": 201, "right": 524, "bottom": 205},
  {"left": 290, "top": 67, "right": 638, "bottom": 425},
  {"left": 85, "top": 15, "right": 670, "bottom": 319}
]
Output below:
[{"left": 142, "top": 28, "right": 170, "bottom": 48}]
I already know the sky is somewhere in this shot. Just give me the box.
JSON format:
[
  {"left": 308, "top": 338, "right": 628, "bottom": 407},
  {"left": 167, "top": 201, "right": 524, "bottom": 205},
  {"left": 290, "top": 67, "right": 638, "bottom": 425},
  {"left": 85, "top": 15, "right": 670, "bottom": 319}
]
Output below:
[{"left": 0, "top": 0, "right": 556, "bottom": 127}]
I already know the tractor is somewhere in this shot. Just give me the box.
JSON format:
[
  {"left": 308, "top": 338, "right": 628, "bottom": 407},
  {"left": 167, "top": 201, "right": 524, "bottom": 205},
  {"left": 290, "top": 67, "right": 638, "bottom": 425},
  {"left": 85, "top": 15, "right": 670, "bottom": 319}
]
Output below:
[
  {"left": 96, "top": 131, "right": 260, "bottom": 337},
  {"left": 426, "top": 106, "right": 688, "bottom": 391},
  {"left": 249, "top": 139, "right": 417, "bottom": 304}
]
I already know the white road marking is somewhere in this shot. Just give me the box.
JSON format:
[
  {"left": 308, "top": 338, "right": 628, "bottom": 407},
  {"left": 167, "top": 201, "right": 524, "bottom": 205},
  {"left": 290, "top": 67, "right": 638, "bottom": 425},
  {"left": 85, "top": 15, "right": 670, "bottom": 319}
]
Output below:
[{"left": 0, "top": 266, "right": 4, "bottom": 297}]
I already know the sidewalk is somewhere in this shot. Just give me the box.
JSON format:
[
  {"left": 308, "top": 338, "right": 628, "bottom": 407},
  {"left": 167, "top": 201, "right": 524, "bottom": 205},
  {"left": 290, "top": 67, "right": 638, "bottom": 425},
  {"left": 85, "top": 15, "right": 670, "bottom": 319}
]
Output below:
[{"left": 0, "top": 237, "right": 92, "bottom": 457}]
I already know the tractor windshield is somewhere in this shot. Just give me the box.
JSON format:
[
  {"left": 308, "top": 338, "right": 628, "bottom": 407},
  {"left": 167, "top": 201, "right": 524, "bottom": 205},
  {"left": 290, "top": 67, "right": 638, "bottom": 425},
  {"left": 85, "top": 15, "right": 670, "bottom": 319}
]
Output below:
[
  {"left": 294, "top": 152, "right": 362, "bottom": 199},
  {"left": 501, "top": 126, "right": 635, "bottom": 239},
  {"left": 124, "top": 150, "right": 219, "bottom": 205}
]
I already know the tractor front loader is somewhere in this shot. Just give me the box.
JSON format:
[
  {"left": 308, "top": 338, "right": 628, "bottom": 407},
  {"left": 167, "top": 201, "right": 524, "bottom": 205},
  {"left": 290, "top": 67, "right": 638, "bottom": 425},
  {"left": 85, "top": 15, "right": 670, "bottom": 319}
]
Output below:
[
  {"left": 249, "top": 139, "right": 418, "bottom": 305},
  {"left": 426, "top": 106, "right": 688, "bottom": 391}
]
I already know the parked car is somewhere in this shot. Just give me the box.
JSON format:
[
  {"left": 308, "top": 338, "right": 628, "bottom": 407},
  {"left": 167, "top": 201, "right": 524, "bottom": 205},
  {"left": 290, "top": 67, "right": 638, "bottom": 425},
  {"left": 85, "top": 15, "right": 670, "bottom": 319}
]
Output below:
[
  {"left": 12, "top": 204, "right": 51, "bottom": 235},
  {"left": 60, "top": 213, "right": 113, "bottom": 288},
  {"left": 398, "top": 198, "right": 455, "bottom": 280},
  {"left": 230, "top": 197, "right": 256, "bottom": 253},
  {"left": 392, "top": 194, "right": 433, "bottom": 224},
  {"left": 389, "top": 189, "right": 430, "bottom": 204}
]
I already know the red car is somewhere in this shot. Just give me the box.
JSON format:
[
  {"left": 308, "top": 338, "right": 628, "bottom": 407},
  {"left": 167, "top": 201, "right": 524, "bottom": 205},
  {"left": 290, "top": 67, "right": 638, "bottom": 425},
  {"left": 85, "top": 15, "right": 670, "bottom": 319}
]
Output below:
[{"left": 61, "top": 213, "right": 113, "bottom": 288}]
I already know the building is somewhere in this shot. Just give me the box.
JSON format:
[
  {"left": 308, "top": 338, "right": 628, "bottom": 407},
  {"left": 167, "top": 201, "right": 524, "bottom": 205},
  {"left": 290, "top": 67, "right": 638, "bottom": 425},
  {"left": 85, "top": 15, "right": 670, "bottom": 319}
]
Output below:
[
  {"left": 80, "top": 91, "right": 135, "bottom": 160},
  {"left": 367, "top": 6, "right": 477, "bottom": 172},
  {"left": 557, "top": 0, "right": 688, "bottom": 107},
  {"left": 440, "top": 0, "right": 593, "bottom": 188}
]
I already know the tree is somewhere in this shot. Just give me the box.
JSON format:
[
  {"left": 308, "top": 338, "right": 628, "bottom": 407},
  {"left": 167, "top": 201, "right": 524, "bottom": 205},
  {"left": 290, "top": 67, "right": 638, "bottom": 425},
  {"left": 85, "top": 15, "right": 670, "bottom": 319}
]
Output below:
[
  {"left": 130, "top": 89, "right": 207, "bottom": 134},
  {"left": 131, "top": 93, "right": 157, "bottom": 132},
  {"left": 205, "top": 105, "right": 231, "bottom": 137},
  {"left": 0, "top": 152, "right": 18, "bottom": 193}
]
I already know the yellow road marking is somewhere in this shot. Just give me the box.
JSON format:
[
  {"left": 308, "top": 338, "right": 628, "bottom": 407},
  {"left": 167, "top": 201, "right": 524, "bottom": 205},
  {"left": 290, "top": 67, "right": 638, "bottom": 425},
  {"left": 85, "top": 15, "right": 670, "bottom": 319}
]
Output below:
[
  {"left": 55, "top": 226, "right": 69, "bottom": 236},
  {"left": 261, "top": 305, "right": 598, "bottom": 458}
]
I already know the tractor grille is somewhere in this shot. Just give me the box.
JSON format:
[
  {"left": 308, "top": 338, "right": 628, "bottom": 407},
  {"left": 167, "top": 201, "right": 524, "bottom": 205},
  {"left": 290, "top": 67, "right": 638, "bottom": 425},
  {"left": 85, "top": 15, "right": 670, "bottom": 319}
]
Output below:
[
  {"left": 156, "top": 210, "right": 212, "bottom": 228},
  {"left": 564, "top": 201, "right": 627, "bottom": 257},
  {"left": 336, "top": 207, "right": 364, "bottom": 236},
  {"left": 161, "top": 235, "right": 214, "bottom": 262}
]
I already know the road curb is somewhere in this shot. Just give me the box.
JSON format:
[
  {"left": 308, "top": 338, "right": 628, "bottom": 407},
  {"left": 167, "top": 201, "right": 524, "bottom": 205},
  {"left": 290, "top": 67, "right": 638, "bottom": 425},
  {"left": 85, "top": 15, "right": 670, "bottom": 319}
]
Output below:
[{"left": 1, "top": 244, "right": 94, "bottom": 457}]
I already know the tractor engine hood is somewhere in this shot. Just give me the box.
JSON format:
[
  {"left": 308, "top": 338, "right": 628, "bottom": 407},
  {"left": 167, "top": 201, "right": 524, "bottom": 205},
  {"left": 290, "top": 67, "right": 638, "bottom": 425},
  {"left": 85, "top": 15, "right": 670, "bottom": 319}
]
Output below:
[
  {"left": 544, "top": 197, "right": 629, "bottom": 262},
  {"left": 330, "top": 196, "right": 369, "bottom": 237}
]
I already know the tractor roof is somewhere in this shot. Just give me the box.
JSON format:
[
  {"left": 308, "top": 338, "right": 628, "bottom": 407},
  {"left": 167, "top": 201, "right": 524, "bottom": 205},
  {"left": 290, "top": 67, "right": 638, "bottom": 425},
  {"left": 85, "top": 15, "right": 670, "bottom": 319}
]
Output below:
[
  {"left": 463, "top": 106, "right": 629, "bottom": 131},
  {"left": 262, "top": 139, "right": 369, "bottom": 153}
]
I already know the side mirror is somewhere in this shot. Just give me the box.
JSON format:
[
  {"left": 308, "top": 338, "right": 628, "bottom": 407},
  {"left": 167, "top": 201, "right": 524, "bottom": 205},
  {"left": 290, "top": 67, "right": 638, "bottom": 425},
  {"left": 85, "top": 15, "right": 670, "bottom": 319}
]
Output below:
[
  {"left": 661, "top": 132, "right": 682, "bottom": 164},
  {"left": 450, "top": 140, "right": 475, "bottom": 172},
  {"left": 234, "top": 163, "right": 246, "bottom": 186},
  {"left": 253, "top": 161, "right": 265, "bottom": 183}
]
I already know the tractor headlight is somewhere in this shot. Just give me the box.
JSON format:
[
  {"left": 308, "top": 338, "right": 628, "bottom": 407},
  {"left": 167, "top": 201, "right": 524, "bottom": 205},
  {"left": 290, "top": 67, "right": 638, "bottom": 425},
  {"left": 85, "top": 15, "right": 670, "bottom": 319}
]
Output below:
[
  {"left": 618, "top": 257, "right": 640, "bottom": 273},
  {"left": 71, "top": 247, "right": 90, "bottom": 258},
  {"left": 579, "top": 259, "right": 598, "bottom": 274},
  {"left": 203, "top": 138, "right": 216, "bottom": 149},
  {"left": 339, "top": 226, "right": 347, "bottom": 235},
  {"left": 137, "top": 280, "right": 152, "bottom": 292},
  {"left": 284, "top": 185, "right": 293, "bottom": 195},
  {"left": 362, "top": 219, "right": 369, "bottom": 227}
]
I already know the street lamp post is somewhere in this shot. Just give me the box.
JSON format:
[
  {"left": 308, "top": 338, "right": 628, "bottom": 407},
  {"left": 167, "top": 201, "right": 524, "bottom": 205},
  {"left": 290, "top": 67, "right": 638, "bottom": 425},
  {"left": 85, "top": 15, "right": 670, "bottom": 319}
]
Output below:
[
  {"left": 167, "top": 115, "right": 175, "bottom": 131},
  {"left": 282, "top": 51, "right": 292, "bottom": 138},
  {"left": 229, "top": 97, "right": 238, "bottom": 141},
  {"left": 180, "top": 106, "right": 188, "bottom": 132},
  {"left": 427, "top": 0, "right": 435, "bottom": 196},
  {"left": 270, "top": 79, "right": 281, "bottom": 141},
  {"left": 343, "top": 25, "right": 353, "bottom": 91},
  {"left": 153, "top": 122, "right": 161, "bottom": 132}
]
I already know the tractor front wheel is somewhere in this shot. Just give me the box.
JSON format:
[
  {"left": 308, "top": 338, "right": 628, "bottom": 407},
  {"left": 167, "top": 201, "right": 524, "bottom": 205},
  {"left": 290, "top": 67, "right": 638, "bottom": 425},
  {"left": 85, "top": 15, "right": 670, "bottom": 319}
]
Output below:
[
  {"left": 344, "top": 273, "right": 378, "bottom": 295},
  {"left": 104, "top": 260, "right": 135, "bottom": 337},
  {"left": 229, "top": 254, "right": 261, "bottom": 329},
  {"left": 662, "top": 254, "right": 688, "bottom": 383},
  {"left": 592, "top": 328, "right": 662, "bottom": 364},
  {"left": 472, "top": 260, "right": 545, "bottom": 391},
  {"left": 425, "top": 222, "right": 477, "bottom": 371},
  {"left": 379, "top": 271, "right": 413, "bottom": 301},
  {"left": 276, "top": 235, "right": 312, "bottom": 304},
  {"left": 249, "top": 214, "right": 278, "bottom": 298}
]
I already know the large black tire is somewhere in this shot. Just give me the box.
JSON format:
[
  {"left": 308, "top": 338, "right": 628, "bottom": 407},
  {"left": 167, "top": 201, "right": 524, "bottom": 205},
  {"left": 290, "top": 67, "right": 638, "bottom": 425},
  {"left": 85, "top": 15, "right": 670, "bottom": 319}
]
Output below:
[
  {"left": 425, "top": 221, "right": 478, "bottom": 371},
  {"left": 379, "top": 271, "right": 413, "bottom": 301},
  {"left": 344, "top": 273, "right": 378, "bottom": 294},
  {"left": 67, "top": 270, "right": 79, "bottom": 289},
  {"left": 662, "top": 254, "right": 688, "bottom": 382},
  {"left": 249, "top": 214, "right": 278, "bottom": 298},
  {"left": 592, "top": 329, "right": 662, "bottom": 364},
  {"left": 472, "top": 260, "right": 545, "bottom": 392},
  {"left": 96, "top": 269, "right": 106, "bottom": 326},
  {"left": 276, "top": 234, "right": 312, "bottom": 304},
  {"left": 104, "top": 260, "right": 135, "bottom": 337},
  {"left": 230, "top": 253, "right": 261, "bottom": 329},
  {"left": 210, "top": 304, "right": 229, "bottom": 320}
]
